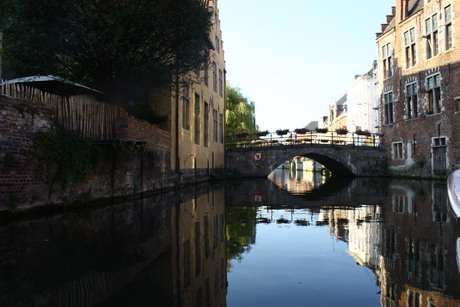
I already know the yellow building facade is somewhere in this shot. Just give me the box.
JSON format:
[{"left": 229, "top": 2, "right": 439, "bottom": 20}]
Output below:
[{"left": 152, "top": 0, "right": 226, "bottom": 179}]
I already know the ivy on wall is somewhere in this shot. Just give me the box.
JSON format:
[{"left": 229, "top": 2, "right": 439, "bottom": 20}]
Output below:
[{"left": 33, "top": 125, "right": 101, "bottom": 190}]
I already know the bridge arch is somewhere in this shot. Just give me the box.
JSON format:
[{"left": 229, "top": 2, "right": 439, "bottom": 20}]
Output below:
[
  {"left": 302, "top": 152, "right": 354, "bottom": 176},
  {"left": 226, "top": 144, "right": 387, "bottom": 177}
]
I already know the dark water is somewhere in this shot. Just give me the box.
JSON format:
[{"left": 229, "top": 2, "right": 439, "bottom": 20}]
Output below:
[{"left": 1, "top": 169, "right": 459, "bottom": 306}]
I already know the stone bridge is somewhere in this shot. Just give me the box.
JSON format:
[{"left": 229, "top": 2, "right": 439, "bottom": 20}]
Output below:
[{"left": 226, "top": 143, "right": 387, "bottom": 177}]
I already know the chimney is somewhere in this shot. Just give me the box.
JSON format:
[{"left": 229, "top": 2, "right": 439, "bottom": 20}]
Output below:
[{"left": 400, "top": 0, "right": 409, "bottom": 21}]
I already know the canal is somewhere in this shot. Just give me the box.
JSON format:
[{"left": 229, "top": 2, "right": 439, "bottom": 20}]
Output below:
[{"left": 1, "top": 168, "right": 459, "bottom": 306}]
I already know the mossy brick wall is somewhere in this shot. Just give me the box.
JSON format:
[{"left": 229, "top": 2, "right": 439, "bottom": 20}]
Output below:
[
  {"left": 0, "top": 96, "right": 54, "bottom": 207},
  {"left": 0, "top": 96, "right": 178, "bottom": 209}
]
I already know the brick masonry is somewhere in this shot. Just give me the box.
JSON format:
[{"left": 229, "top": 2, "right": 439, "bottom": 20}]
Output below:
[
  {"left": 0, "top": 96, "right": 179, "bottom": 209},
  {"left": 376, "top": 0, "right": 460, "bottom": 178},
  {"left": 0, "top": 96, "right": 53, "bottom": 207}
]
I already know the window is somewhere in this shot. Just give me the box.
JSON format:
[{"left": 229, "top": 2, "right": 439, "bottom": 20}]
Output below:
[
  {"left": 445, "top": 5, "right": 452, "bottom": 50},
  {"left": 432, "top": 182, "right": 448, "bottom": 222},
  {"left": 213, "top": 109, "right": 218, "bottom": 142},
  {"left": 429, "top": 244, "right": 446, "bottom": 289},
  {"left": 204, "top": 62, "right": 209, "bottom": 87},
  {"left": 195, "top": 221, "right": 201, "bottom": 276},
  {"left": 404, "top": 28, "right": 416, "bottom": 68},
  {"left": 407, "top": 290, "right": 421, "bottom": 307},
  {"left": 384, "top": 91, "right": 394, "bottom": 124},
  {"left": 215, "top": 36, "right": 220, "bottom": 53},
  {"left": 218, "top": 69, "right": 223, "bottom": 97},
  {"left": 182, "top": 83, "right": 190, "bottom": 130},
  {"left": 194, "top": 93, "right": 200, "bottom": 144},
  {"left": 204, "top": 102, "right": 209, "bottom": 147},
  {"left": 426, "top": 74, "right": 441, "bottom": 114},
  {"left": 382, "top": 43, "right": 393, "bottom": 79},
  {"left": 183, "top": 240, "right": 191, "bottom": 287},
  {"left": 405, "top": 83, "right": 418, "bottom": 119},
  {"left": 407, "top": 238, "right": 421, "bottom": 279},
  {"left": 219, "top": 113, "right": 224, "bottom": 144},
  {"left": 425, "top": 14, "right": 439, "bottom": 59},
  {"left": 212, "top": 62, "right": 217, "bottom": 92},
  {"left": 392, "top": 142, "right": 403, "bottom": 159}
]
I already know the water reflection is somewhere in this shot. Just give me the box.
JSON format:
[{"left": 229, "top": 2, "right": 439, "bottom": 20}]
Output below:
[
  {"left": 0, "top": 171, "right": 459, "bottom": 306},
  {"left": 226, "top": 170, "right": 460, "bottom": 306},
  {"left": 268, "top": 166, "right": 326, "bottom": 195},
  {"left": 0, "top": 184, "right": 227, "bottom": 307}
]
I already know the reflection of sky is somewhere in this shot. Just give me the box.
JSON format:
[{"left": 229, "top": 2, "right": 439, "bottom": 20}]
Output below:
[{"left": 227, "top": 215, "right": 380, "bottom": 307}]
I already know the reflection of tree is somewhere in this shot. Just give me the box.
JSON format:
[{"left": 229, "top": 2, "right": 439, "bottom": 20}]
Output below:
[{"left": 225, "top": 206, "right": 258, "bottom": 267}]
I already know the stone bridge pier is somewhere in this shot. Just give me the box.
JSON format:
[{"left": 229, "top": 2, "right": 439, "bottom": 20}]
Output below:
[{"left": 226, "top": 144, "right": 387, "bottom": 177}]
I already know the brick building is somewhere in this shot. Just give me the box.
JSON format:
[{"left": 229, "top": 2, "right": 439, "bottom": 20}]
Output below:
[{"left": 376, "top": 0, "right": 460, "bottom": 177}]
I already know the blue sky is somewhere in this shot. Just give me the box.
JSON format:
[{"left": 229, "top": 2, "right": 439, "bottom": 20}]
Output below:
[{"left": 219, "top": 0, "right": 395, "bottom": 132}]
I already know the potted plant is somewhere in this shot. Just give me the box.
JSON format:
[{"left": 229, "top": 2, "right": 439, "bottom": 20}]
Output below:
[
  {"left": 256, "top": 130, "right": 269, "bottom": 137},
  {"left": 294, "top": 128, "right": 309, "bottom": 135},
  {"left": 335, "top": 128, "right": 348, "bottom": 135},
  {"left": 236, "top": 131, "right": 249, "bottom": 138},
  {"left": 355, "top": 129, "right": 371, "bottom": 137},
  {"left": 315, "top": 128, "right": 328, "bottom": 133},
  {"left": 276, "top": 129, "right": 289, "bottom": 136}
]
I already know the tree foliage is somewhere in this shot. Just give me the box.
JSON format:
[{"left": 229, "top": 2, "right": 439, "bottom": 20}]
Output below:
[
  {"left": 226, "top": 84, "right": 258, "bottom": 139},
  {"left": 0, "top": 0, "right": 212, "bottom": 106}
]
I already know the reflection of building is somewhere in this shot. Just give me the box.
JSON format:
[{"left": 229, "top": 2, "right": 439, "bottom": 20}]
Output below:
[
  {"left": 315, "top": 180, "right": 460, "bottom": 306},
  {"left": 378, "top": 180, "right": 460, "bottom": 306},
  {"left": 376, "top": 0, "right": 460, "bottom": 177},
  {"left": 268, "top": 168, "right": 325, "bottom": 195},
  {"left": 152, "top": 0, "right": 226, "bottom": 180},
  {"left": 173, "top": 189, "right": 227, "bottom": 306},
  {"left": 317, "top": 205, "right": 382, "bottom": 269},
  {"left": 290, "top": 156, "right": 323, "bottom": 172},
  {"left": 0, "top": 186, "right": 228, "bottom": 306}
]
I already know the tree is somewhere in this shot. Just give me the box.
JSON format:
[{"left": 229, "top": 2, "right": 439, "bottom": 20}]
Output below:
[
  {"left": 226, "top": 84, "right": 258, "bottom": 139},
  {"left": 0, "top": 0, "right": 212, "bottom": 107}
]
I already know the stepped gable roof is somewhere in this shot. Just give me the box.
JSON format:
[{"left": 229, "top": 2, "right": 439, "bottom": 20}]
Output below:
[{"left": 380, "top": 0, "right": 424, "bottom": 36}]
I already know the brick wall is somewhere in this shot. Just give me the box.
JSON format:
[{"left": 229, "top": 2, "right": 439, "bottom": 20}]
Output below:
[
  {"left": 376, "top": 1, "right": 460, "bottom": 178},
  {"left": 0, "top": 96, "right": 54, "bottom": 207},
  {"left": 0, "top": 96, "right": 179, "bottom": 209},
  {"left": 114, "top": 116, "right": 171, "bottom": 151}
]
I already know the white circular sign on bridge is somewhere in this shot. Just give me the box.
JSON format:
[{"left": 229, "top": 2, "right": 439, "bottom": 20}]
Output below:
[{"left": 253, "top": 152, "right": 263, "bottom": 161}]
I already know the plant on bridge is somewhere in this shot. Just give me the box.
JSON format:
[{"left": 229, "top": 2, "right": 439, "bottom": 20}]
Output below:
[
  {"left": 355, "top": 129, "right": 371, "bottom": 137},
  {"left": 294, "top": 128, "right": 309, "bottom": 135},
  {"left": 316, "top": 128, "right": 328, "bottom": 133},
  {"left": 276, "top": 129, "right": 289, "bottom": 136},
  {"left": 256, "top": 130, "right": 269, "bottom": 137},
  {"left": 235, "top": 131, "right": 249, "bottom": 139},
  {"left": 335, "top": 128, "right": 348, "bottom": 135}
]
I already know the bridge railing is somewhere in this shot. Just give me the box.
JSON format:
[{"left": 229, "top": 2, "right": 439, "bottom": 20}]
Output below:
[{"left": 226, "top": 131, "right": 382, "bottom": 149}]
